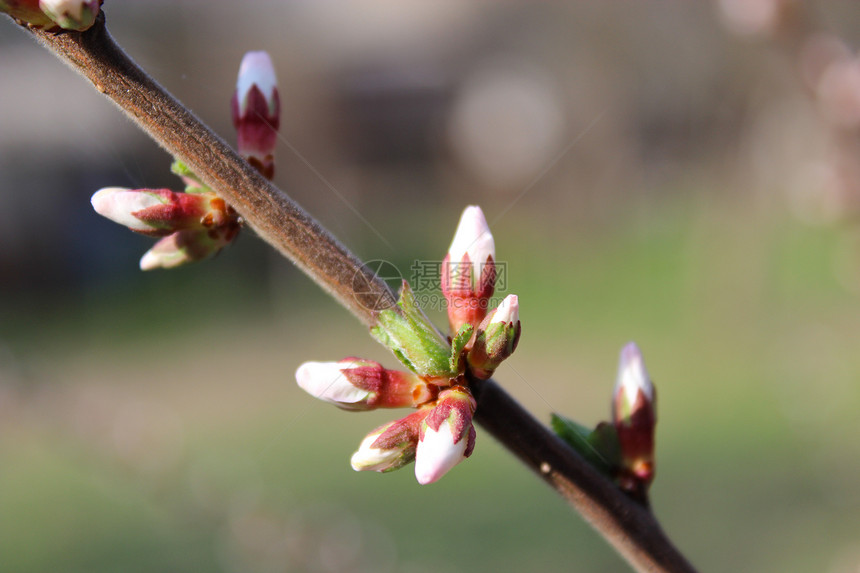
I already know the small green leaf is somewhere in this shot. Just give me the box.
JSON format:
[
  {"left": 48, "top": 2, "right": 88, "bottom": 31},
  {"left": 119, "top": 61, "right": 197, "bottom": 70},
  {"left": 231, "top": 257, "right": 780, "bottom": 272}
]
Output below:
[
  {"left": 170, "top": 159, "right": 210, "bottom": 192},
  {"left": 371, "top": 282, "right": 453, "bottom": 378},
  {"left": 550, "top": 414, "right": 618, "bottom": 476},
  {"left": 449, "top": 323, "right": 474, "bottom": 375}
]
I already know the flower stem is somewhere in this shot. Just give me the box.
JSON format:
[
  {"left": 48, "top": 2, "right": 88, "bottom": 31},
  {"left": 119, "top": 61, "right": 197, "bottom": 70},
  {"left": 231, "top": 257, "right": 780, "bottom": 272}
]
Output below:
[{"left": 15, "top": 14, "right": 697, "bottom": 573}]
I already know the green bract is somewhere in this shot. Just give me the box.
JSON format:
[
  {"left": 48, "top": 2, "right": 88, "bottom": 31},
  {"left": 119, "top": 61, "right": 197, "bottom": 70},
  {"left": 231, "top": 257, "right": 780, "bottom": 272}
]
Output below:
[{"left": 372, "top": 282, "right": 456, "bottom": 378}]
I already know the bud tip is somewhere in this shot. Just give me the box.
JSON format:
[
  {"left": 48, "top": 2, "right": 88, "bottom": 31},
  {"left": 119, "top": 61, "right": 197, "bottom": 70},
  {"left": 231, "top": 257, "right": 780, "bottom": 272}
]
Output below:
[
  {"left": 616, "top": 341, "right": 654, "bottom": 405},
  {"left": 448, "top": 205, "right": 495, "bottom": 267}
]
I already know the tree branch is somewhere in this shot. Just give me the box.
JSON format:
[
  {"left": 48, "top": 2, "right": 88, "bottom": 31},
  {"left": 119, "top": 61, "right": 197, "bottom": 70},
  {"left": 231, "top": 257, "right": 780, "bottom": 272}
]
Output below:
[
  {"left": 24, "top": 14, "right": 394, "bottom": 325},
  {"left": 14, "top": 14, "right": 696, "bottom": 573},
  {"left": 470, "top": 377, "right": 695, "bottom": 572}
]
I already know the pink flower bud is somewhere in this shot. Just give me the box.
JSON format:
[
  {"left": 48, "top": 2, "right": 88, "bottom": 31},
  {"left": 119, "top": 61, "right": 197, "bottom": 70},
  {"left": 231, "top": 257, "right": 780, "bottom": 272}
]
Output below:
[
  {"left": 467, "top": 294, "right": 521, "bottom": 379},
  {"left": 91, "top": 187, "right": 235, "bottom": 237},
  {"left": 350, "top": 409, "right": 430, "bottom": 473},
  {"left": 91, "top": 187, "right": 168, "bottom": 235},
  {"left": 231, "top": 51, "right": 280, "bottom": 179},
  {"left": 39, "top": 0, "right": 99, "bottom": 31},
  {"left": 1, "top": 0, "right": 54, "bottom": 28},
  {"left": 92, "top": 185, "right": 240, "bottom": 271},
  {"left": 295, "top": 358, "right": 435, "bottom": 411},
  {"left": 414, "top": 387, "right": 476, "bottom": 485},
  {"left": 441, "top": 206, "right": 496, "bottom": 333},
  {"left": 139, "top": 224, "right": 239, "bottom": 270},
  {"left": 612, "top": 342, "right": 656, "bottom": 489}
]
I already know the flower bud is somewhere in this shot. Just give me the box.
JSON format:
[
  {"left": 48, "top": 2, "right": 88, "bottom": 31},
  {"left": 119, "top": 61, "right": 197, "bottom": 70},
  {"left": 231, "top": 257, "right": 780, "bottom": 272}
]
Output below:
[
  {"left": 139, "top": 224, "right": 239, "bottom": 270},
  {"left": 231, "top": 51, "right": 280, "bottom": 179},
  {"left": 414, "top": 387, "right": 476, "bottom": 485},
  {"left": 1, "top": 0, "right": 54, "bottom": 28},
  {"left": 467, "top": 294, "right": 521, "bottom": 379},
  {"left": 91, "top": 187, "right": 234, "bottom": 237},
  {"left": 38, "top": 0, "right": 99, "bottom": 31},
  {"left": 612, "top": 342, "right": 656, "bottom": 490},
  {"left": 441, "top": 206, "right": 496, "bottom": 333},
  {"left": 295, "top": 358, "right": 435, "bottom": 411},
  {"left": 350, "top": 409, "right": 430, "bottom": 473}
]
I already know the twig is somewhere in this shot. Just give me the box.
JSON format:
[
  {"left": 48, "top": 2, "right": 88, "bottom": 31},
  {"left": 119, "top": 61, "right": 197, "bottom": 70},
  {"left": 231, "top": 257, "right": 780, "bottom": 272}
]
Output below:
[
  {"left": 24, "top": 15, "right": 394, "bottom": 325},
  {"left": 470, "top": 377, "right": 695, "bottom": 572},
  {"left": 14, "top": 14, "right": 697, "bottom": 573}
]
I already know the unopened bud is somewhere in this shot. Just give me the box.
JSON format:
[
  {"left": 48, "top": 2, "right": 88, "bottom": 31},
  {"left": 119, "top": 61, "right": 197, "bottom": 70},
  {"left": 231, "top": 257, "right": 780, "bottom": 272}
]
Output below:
[
  {"left": 1, "top": 0, "right": 54, "bottom": 28},
  {"left": 612, "top": 342, "right": 656, "bottom": 490},
  {"left": 91, "top": 187, "right": 234, "bottom": 237},
  {"left": 351, "top": 409, "right": 430, "bottom": 473},
  {"left": 295, "top": 358, "right": 435, "bottom": 411},
  {"left": 441, "top": 206, "right": 496, "bottom": 333},
  {"left": 139, "top": 224, "right": 239, "bottom": 270},
  {"left": 467, "top": 294, "right": 521, "bottom": 379},
  {"left": 39, "top": 0, "right": 99, "bottom": 31},
  {"left": 415, "top": 387, "right": 476, "bottom": 485},
  {"left": 231, "top": 51, "right": 280, "bottom": 179}
]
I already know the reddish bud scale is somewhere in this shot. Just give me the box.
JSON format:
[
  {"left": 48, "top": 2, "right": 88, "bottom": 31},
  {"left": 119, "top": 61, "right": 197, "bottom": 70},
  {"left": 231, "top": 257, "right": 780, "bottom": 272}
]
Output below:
[
  {"left": 441, "top": 253, "right": 496, "bottom": 332},
  {"left": 370, "top": 408, "right": 430, "bottom": 452},
  {"left": 129, "top": 189, "right": 208, "bottom": 236},
  {"left": 420, "top": 387, "right": 477, "bottom": 458},
  {"left": 231, "top": 86, "right": 281, "bottom": 179},
  {"left": 614, "top": 388, "right": 656, "bottom": 483},
  {"left": 209, "top": 214, "right": 241, "bottom": 244},
  {"left": 201, "top": 198, "right": 238, "bottom": 230},
  {"left": 414, "top": 387, "right": 477, "bottom": 484},
  {"left": 340, "top": 358, "right": 438, "bottom": 409}
]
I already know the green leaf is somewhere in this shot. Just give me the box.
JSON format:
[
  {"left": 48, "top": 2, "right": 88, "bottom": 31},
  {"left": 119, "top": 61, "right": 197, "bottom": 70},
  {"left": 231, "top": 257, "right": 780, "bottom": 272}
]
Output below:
[
  {"left": 371, "top": 282, "right": 453, "bottom": 378},
  {"left": 449, "top": 323, "right": 474, "bottom": 375},
  {"left": 550, "top": 414, "right": 618, "bottom": 476},
  {"left": 170, "top": 159, "right": 210, "bottom": 193}
]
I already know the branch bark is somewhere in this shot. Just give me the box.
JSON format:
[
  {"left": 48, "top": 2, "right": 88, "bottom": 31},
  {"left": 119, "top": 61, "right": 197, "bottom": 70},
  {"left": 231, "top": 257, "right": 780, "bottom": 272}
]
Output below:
[{"left": 14, "top": 14, "right": 697, "bottom": 573}]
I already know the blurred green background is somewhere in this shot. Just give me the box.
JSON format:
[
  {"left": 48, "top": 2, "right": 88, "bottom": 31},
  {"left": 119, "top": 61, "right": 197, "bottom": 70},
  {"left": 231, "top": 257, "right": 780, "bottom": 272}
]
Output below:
[{"left": 3, "top": 2, "right": 860, "bottom": 572}]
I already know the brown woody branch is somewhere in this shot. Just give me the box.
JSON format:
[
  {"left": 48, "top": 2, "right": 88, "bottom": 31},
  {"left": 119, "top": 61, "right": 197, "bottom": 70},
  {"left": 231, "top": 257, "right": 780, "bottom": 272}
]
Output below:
[{"left": 14, "top": 13, "right": 697, "bottom": 573}]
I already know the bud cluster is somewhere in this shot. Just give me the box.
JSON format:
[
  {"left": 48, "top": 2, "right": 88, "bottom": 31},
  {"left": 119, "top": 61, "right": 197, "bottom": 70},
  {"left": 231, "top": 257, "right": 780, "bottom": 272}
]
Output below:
[
  {"left": 296, "top": 205, "right": 522, "bottom": 484},
  {"left": 91, "top": 173, "right": 242, "bottom": 270},
  {"left": 89, "top": 51, "right": 281, "bottom": 270}
]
